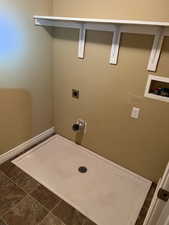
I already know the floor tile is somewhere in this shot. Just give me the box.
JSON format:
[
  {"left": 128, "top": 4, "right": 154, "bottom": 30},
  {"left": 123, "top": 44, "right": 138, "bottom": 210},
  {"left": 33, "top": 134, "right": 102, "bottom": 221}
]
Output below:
[
  {"left": 52, "top": 200, "right": 75, "bottom": 225},
  {"left": 11, "top": 170, "right": 40, "bottom": 193},
  {"left": 30, "top": 185, "right": 61, "bottom": 210},
  {"left": 3, "top": 195, "right": 48, "bottom": 225},
  {"left": 0, "top": 161, "right": 22, "bottom": 178},
  {"left": 84, "top": 218, "right": 97, "bottom": 225},
  {"left": 0, "top": 172, "right": 26, "bottom": 216},
  {"left": 0, "top": 219, "right": 7, "bottom": 225},
  {"left": 72, "top": 210, "right": 86, "bottom": 225},
  {"left": 39, "top": 213, "right": 65, "bottom": 225},
  {"left": 0, "top": 170, "right": 9, "bottom": 185}
]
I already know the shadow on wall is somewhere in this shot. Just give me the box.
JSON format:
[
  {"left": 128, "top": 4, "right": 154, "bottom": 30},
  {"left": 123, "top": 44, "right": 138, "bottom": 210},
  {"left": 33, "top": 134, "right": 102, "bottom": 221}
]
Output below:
[
  {"left": 0, "top": 89, "right": 32, "bottom": 154},
  {"left": 45, "top": 27, "right": 169, "bottom": 66},
  {"left": 46, "top": 27, "right": 158, "bottom": 50}
]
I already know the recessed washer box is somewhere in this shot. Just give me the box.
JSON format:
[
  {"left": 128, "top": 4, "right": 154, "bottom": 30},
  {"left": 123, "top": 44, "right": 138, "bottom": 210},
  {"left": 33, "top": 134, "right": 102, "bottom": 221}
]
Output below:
[{"left": 144, "top": 74, "right": 169, "bottom": 103}]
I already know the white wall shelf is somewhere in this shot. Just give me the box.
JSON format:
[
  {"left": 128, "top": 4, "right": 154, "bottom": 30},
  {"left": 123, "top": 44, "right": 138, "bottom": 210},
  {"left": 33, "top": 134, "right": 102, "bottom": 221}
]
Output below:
[
  {"left": 33, "top": 16, "right": 169, "bottom": 71},
  {"left": 144, "top": 75, "right": 169, "bottom": 103}
]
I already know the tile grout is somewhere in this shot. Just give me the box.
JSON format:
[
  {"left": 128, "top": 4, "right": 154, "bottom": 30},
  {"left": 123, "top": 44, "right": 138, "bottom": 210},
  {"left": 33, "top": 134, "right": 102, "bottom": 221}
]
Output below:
[
  {"left": 0, "top": 165, "right": 64, "bottom": 225},
  {"left": 0, "top": 194, "right": 29, "bottom": 221},
  {"left": 0, "top": 167, "right": 32, "bottom": 196},
  {"left": 0, "top": 166, "right": 104, "bottom": 225},
  {"left": 27, "top": 193, "right": 57, "bottom": 214},
  {"left": 0, "top": 193, "right": 50, "bottom": 225},
  {"left": 49, "top": 198, "right": 62, "bottom": 213},
  {"left": 1, "top": 194, "right": 51, "bottom": 225},
  {"left": 36, "top": 195, "right": 65, "bottom": 225},
  {"left": 0, "top": 168, "right": 50, "bottom": 225},
  {"left": 0, "top": 165, "right": 42, "bottom": 196},
  {"left": 0, "top": 170, "right": 28, "bottom": 221},
  {"left": 37, "top": 212, "right": 51, "bottom": 225},
  {"left": 0, "top": 190, "right": 61, "bottom": 225},
  {"left": 0, "top": 162, "right": 41, "bottom": 193}
]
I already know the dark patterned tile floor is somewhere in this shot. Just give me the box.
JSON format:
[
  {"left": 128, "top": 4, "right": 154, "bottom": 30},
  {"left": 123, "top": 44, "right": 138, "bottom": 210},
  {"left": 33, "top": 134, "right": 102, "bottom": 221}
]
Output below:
[
  {"left": 12, "top": 169, "right": 41, "bottom": 193},
  {"left": 0, "top": 171, "right": 26, "bottom": 216},
  {"left": 38, "top": 213, "right": 64, "bottom": 225},
  {"left": 30, "top": 185, "right": 61, "bottom": 210},
  {"left": 52, "top": 200, "right": 75, "bottom": 225},
  {"left": 0, "top": 158, "right": 156, "bottom": 225},
  {"left": 0, "top": 161, "right": 22, "bottom": 178},
  {"left": 2, "top": 195, "right": 48, "bottom": 225},
  {"left": 0, "top": 219, "right": 7, "bottom": 225}
]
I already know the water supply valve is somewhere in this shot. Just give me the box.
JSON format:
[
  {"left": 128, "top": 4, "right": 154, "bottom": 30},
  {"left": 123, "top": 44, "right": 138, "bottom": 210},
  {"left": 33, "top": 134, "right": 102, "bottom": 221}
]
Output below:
[{"left": 72, "top": 119, "right": 86, "bottom": 133}]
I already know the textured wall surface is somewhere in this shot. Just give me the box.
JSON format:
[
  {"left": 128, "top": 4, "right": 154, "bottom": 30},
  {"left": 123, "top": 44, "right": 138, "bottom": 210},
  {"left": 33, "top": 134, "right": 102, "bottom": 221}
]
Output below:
[
  {"left": 52, "top": 4, "right": 169, "bottom": 182},
  {"left": 53, "top": 0, "right": 169, "bottom": 22},
  {"left": 0, "top": 0, "right": 53, "bottom": 153}
]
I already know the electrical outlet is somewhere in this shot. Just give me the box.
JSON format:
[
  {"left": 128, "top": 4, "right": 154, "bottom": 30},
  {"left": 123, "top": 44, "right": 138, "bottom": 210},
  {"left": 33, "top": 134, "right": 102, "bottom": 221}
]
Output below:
[{"left": 131, "top": 107, "right": 140, "bottom": 119}]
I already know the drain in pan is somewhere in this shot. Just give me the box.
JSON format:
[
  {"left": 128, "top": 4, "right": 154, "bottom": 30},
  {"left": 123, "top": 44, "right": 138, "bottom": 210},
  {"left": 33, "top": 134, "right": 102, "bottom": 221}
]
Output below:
[{"left": 78, "top": 166, "right": 87, "bottom": 173}]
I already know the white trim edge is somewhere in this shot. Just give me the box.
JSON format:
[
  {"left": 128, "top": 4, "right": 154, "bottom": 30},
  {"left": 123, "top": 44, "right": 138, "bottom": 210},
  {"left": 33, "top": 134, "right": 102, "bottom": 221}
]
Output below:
[
  {"left": 0, "top": 127, "right": 55, "bottom": 165},
  {"left": 143, "top": 178, "right": 161, "bottom": 225},
  {"left": 147, "top": 27, "right": 165, "bottom": 72},
  {"left": 109, "top": 26, "right": 121, "bottom": 64},
  {"left": 33, "top": 16, "right": 169, "bottom": 27},
  {"left": 78, "top": 24, "right": 87, "bottom": 58}
]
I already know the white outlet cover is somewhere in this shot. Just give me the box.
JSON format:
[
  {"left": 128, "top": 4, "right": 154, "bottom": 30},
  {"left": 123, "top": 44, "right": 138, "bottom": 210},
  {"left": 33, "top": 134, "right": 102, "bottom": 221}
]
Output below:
[{"left": 131, "top": 107, "right": 140, "bottom": 119}]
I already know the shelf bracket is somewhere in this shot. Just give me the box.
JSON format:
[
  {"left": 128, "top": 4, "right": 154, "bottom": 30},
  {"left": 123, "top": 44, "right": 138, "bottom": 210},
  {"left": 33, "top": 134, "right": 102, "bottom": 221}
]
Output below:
[
  {"left": 147, "top": 27, "right": 165, "bottom": 72},
  {"left": 78, "top": 24, "right": 87, "bottom": 59},
  {"left": 109, "top": 26, "right": 121, "bottom": 64}
]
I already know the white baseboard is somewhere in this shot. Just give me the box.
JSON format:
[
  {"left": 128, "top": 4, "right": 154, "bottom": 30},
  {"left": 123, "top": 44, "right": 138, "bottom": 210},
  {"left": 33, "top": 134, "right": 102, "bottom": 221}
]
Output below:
[{"left": 0, "top": 127, "right": 55, "bottom": 165}]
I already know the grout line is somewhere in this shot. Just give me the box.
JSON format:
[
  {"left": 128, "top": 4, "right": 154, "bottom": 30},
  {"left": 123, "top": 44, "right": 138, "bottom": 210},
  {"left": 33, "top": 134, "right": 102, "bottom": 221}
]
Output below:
[
  {"left": 1, "top": 194, "right": 29, "bottom": 218},
  {"left": 1, "top": 193, "right": 49, "bottom": 225},
  {"left": 0, "top": 164, "right": 94, "bottom": 225},
  {"left": 0, "top": 169, "right": 43, "bottom": 220},
  {"left": 0, "top": 168, "right": 35, "bottom": 196},
  {"left": 0, "top": 167, "right": 92, "bottom": 225},
  {"left": 37, "top": 197, "right": 66, "bottom": 225},
  {"left": 26, "top": 194, "right": 66, "bottom": 225},
  {"left": 12, "top": 174, "right": 41, "bottom": 195},
  {"left": 0, "top": 166, "right": 62, "bottom": 214},
  {"left": 49, "top": 198, "right": 62, "bottom": 213},
  {"left": 37, "top": 212, "right": 50, "bottom": 225},
  {"left": 0, "top": 169, "right": 12, "bottom": 180},
  {"left": 37, "top": 212, "right": 53, "bottom": 225},
  {"left": 0, "top": 164, "right": 41, "bottom": 195},
  {"left": 27, "top": 193, "right": 54, "bottom": 214},
  {"left": 38, "top": 211, "right": 66, "bottom": 225}
]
